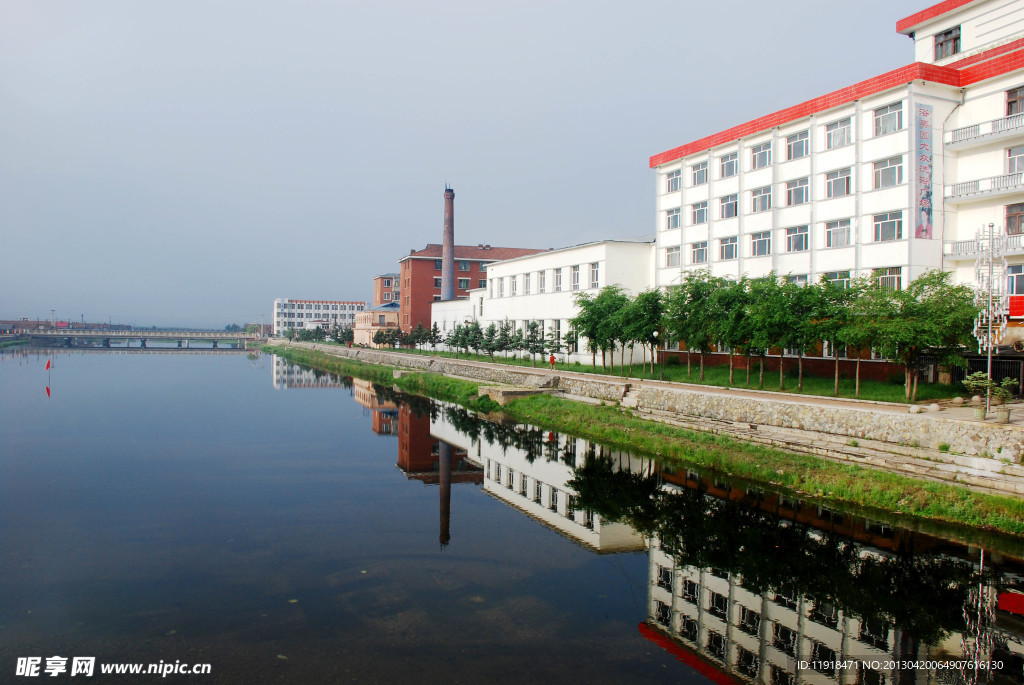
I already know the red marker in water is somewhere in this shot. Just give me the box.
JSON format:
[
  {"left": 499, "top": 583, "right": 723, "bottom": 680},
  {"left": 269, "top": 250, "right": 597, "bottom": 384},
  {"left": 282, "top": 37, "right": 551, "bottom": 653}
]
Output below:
[
  {"left": 46, "top": 386, "right": 50, "bottom": 398},
  {"left": 46, "top": 359, "right": 51, "bottom": 370}
]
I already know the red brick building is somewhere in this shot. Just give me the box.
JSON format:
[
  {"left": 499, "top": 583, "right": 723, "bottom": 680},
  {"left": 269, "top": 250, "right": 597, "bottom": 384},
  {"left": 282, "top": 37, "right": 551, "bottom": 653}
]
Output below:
[
  {"left": 398, "top": 244, "right": 544, "bottom": 332},
  {"left": 372, "top": 273, "right": 400, "bottom": 307}
]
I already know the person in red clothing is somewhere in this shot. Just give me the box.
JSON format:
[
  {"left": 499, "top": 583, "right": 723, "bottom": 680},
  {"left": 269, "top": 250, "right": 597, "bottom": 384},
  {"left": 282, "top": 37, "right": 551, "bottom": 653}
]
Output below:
[{"left": 549, "top": 354, "right": 556, "bottom": 370}]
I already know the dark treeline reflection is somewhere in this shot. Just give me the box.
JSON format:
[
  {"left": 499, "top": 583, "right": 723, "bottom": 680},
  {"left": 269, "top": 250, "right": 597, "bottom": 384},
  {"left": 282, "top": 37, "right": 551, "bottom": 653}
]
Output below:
[{"left": 568, "top": 453, "right": 996, "bottom": 647}]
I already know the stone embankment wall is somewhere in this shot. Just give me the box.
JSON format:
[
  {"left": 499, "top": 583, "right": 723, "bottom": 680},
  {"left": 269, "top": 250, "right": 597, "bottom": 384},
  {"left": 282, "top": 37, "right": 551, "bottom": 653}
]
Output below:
[{"left": 278, "top": 341, "right": 1024, "bottom": 464}]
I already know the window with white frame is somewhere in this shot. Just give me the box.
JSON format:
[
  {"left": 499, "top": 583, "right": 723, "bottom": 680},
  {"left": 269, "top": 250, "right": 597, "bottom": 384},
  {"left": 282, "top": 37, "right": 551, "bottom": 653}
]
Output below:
[
  {"left": 665, "top": 208, "right": 681, "bottom": 230},
  {"left": 692, "top": 201, "right": 708, "bottom": 224},
  {"left": 934, "top": 26, "right": 960, "bottom": 60},
  {"left": 826, "top": 218, "right": 852, "bottom": 248},
  {"left": 478, "top": 279, "right": 486, "bottom": 289},
  {"left": 590, "top": 262, "right": 600, "bottom": 289},
  {"left": 824, "top": 270, "right": 851, "bottom": 288},
  {"left": 751, "top": 141, "right": 772, "bottom": 169},
  {"left": 538, "top": 271, "right": 546, "bottom": 293},
  {"left": 787, "top": 274, "right": 808, "bottom": 287},
  {"left": 751, "top": 231, "right": 771, "bottom": 256},
  {"left": 497, "top": 278, "right": 504, "bottom": 297},
  {"left": 720, "top": 152, "right": 738, "bottom": 178},
  {"left": 523, "top": 273, "right": 531, "bottom": 294},
  {"left": 383, "top": 292, "right": 391, "bottom": 301},
  {"left": 1009, "top": 265, "right": 1024, "bottom": 294},
  {"left": 720, "top": 236, "right": 738, "bottom": 260},
  {"left": 873, "top": 211, "right": 903, "bottom": 242},
  {"left": 458, "top": 260, "right": 470, "bottom": 271},
  {"left": 873, "top": 266, "right": 902, "bottom": 289},
  {"left": 571, "top": 265, "right": 580, "bottom": 290},
  {"left": 554, "top": 268, "right": 563, "bottom": 291},
  {"left": 786, "top": 131, "right": 809, "bottom": 160},
  {"left": 1009, "top": 203, "right": 1024, "bottom": 235},
  {"left": 692, "top": 241, "right": 708, "bottom": 264},
  {"left": 786, "top": 225, "right": 809, "bottom": 252},
  {"left": 665, "top": 169, "right": 681, "bottom": 193},
  {"left": 666, "top": 246, "right": 680, "bottom": 267},
  {"left": 510, "top": 275, "right": 518, "bottom": 296},
  {"left": 826, "top": 168, "right": 852, "bottom": 198},
  {"left": 826, "top": 117, "right": 852, "bottom": 149},
  {"left": 692, "top": 161, "right": 708, "bottom": 186},
  {"left": 752, "top": 186, "right": 772, "bottom": 212},
  {"left": 1009, "top": 146, "right": 1024, "bottom": 174},
  {"left": 433, "top": 277, "right": 442, "bottom": 288},
  {"left": 458, "top": 278, "right": 470, "bottom": 289},
  {"left": 786, "top": 178, "right": 809, "bottom": 205},
  {"left": 721, "top": 194, "right": 738, "bottom": 218},
  {"left": 874, "top": 103, "right": 902, "bottom": 136},
  {"left": 874, "top": 156, "right": 904, "bottom": 189}
]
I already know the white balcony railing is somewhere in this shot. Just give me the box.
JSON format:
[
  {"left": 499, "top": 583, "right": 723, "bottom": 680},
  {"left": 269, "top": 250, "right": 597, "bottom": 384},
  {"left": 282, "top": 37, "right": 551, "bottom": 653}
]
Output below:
[
  {"left": 946, "top": 172, "right": 1024, "bottom": 199},
  {"left": 944, "top": 232, "right": 1024, "bottom": 257},
  {"left": 947, "top": 113, "right": 1024, "bottom": 145}
]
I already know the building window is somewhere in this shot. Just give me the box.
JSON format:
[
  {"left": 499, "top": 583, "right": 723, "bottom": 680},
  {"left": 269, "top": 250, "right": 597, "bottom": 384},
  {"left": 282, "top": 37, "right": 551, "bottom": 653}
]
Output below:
[
  {"left": 826, "top": 117, "right": 852, "bottom": 149},
  {"left": 382, "top": 278, "right": 391, "bottom": 287},
  {"left": 666, "top": 246, "right": 680, "bottom": 267},
  {"left": 497, "top": 278, "right": 504, "bottom": 297},
  {"left": 433, "top": 277, "right": 442, "bottom": 288},
  {"left": 665, "top": 208, "right": 681, "bottom": 230},
  {"left": 708, "top": 592, "right": 728, "bottom": 619},
  {"left": 751, "top": 141, "right": 772, "bottom": 169},
  {"left": 1009, "top": 203, "right": 1024, "bottom": 235},
  {"left": 787, "top": 274, "right": 808, "bottom": 287},
  {"left": 458, "top": 260, "right": 470, "bottom": 271},
  {"left": 786, "top": 178, "right": 809, "bottom": 205},
  {"left": 874, "top": 156, "right": 904, "bottom": 188},
  {"left": 720, "top": 237, "right": 738, "bottom": 260},
  {"left": 692, "top": 201, "right": 708, "bottom": 224},
  {"left": 692, "top": 241, "right": 708, "bottom": 264},
  {"left": 478, "top": 279, "right": 486, "bottom": 289},
  {"left": 571, "top": 265, "right": 580, "bottom": 290},
  {"left": 873, "top": 211, "right": 903, "bottom": 242},
  {"left": 720, "top": 152, "right": 738, "bottom": 177},
  {"left": 666, "top": 169, "right": 681, "bottom": 193},
  {"left": 873, "top": 266, "right": 903, "bottom": 290},
  {"left": 434, "top": 259, "right": 443, "bottom": 270},
  {"left": 786, "top": 225, "right": 809, "bottom": 252},
  {"left": 383, "top": 292, "right": 391, "bottom": 301},
  {"left": 590, "top": 262, "right": 600, "bottom": 289},
  {"left": 510, "top": 276, "right": 518, "bottom": 296},
  {"left": 934, "top": 25, "right": 960, "bottom": 60},
  {"left": 554, "top": 268, "right": 563, "bottom": 291},
  {"left": 826, "top": 168, "right": 852, "bottom": 198},
  {"left": 1010, "top": 146, "right": 1024, "bottom": 173},
  {"left": 826, "top": 218, "right": 852, "bottom": 248},
  {"left": 721, "top": 194, "right": 738, "bottom": 219},
  {"left": 458, "top": 278, "right": 470, "bottom": 290},
  {"left": 786, "top": 130, "right": 809, "bottom": 160},
  {"left": 1008, "top": 265, "right": 1024, "bottom": 294},
  {"left": 1009, "top": 87, "right": 1024, "bottom": 116},
  {"left": 524, "top": 273, "right": 531, "bottom": 294},
  {"left": 824, "top": 270, "right": 852, "bottom": 288},
  {"left": 692, "top": 161, "right": 708, "bottom": 186},
  {"left": 538, "top": 271, "right": 546, "bottom": 293},
  {"left": 751, "top": 231, "right": 771, "bottom": 256},
  {"left": 874, "top": 103, "right": 902, "bottom": 136},
  {"left": 752, "top": 186, "right": 772, "bottom": 213}
]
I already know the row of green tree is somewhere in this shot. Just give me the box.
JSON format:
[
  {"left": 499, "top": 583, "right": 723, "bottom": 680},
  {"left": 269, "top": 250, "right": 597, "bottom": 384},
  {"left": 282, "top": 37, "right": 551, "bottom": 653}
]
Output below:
[{"left": 570, "top": 270, "right": 978, "bottom": 401}]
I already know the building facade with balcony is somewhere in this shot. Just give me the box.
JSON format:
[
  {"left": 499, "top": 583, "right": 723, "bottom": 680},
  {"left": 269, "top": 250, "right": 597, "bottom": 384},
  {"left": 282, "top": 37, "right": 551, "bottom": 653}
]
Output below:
[
  {"left": 650, "top": 0, "right": 1024, "bottom": 329},
  {"left": 352, "top": 302, "right": 400, "bottom": 347},
  {"left": 272, "top": 298, "right": 366, "bottom": 336}
]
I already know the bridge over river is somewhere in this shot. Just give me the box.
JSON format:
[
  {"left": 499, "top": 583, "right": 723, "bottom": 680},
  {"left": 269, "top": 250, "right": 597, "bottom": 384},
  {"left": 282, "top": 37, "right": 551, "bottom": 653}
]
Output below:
[{"left": 18, "top": 329, "right": 259, "bottom": 349}]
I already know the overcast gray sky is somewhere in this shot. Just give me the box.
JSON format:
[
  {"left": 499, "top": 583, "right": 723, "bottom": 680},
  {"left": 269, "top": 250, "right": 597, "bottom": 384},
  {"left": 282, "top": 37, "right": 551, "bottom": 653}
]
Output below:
[{"left": 2, "top": 0, "right": 927, "bottom": 327}]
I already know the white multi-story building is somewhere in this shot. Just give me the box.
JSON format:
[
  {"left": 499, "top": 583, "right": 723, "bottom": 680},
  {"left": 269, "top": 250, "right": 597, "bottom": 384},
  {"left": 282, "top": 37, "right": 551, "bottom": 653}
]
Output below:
[
  {"left": 651, "top": 0, "right": 1024, "bottom": 316},
  {"left": 272, "top": 298, "right": 366, "bottom": 336},
  {"left": 430, "top": 238, "right": 655, "bottom": 362}
]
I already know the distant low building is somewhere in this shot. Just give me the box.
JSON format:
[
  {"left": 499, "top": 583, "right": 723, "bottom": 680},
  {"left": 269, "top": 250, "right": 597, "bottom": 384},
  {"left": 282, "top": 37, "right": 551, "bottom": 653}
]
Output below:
[{"left": 272, "top": 298, "right": 366, "bottom": 336}]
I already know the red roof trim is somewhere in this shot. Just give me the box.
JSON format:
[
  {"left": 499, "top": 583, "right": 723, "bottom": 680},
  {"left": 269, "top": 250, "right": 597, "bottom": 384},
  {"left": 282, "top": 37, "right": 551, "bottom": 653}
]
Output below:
[
  {"left": 638, "top": 623, "right": 742, "bottom": 685},
  {"left": 897, "top": 0, "right": 977, "bottom": 34},
  {"left": 650, "top": 40, "right": 1024, "bottom": 169},
  {"left": 649, "top": 63, "right": 959, "bottom": 168}
]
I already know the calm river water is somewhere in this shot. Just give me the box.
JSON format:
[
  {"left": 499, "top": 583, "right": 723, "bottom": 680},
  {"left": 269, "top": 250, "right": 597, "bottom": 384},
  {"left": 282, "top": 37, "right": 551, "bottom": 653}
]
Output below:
[{"left": 1, "top": 348, "right": 1023, "bottom": 684}]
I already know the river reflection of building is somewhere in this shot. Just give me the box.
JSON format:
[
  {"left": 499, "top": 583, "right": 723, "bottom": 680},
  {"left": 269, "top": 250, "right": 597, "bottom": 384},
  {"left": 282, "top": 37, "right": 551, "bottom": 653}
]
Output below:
[
  {"left": 352, "top": 379, "right": 398, "bottom": 435},
  {"left": 271, "top": 355, "right": 352, "bottom": 389},
  {"left": 642, "top": 471, "right": 1024, "bottom": 685}
]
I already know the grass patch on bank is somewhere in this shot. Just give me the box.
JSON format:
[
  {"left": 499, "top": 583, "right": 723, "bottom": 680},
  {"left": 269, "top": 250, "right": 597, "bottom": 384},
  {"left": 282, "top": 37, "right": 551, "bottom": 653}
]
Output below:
[
  {"left": 506, "top": 393, "right": 1024, "bottom": 536},
  {"left": 266, "top": 343, "right": 1024, "bottom": 536},
  {"left": 0, "top": 339, "right": 30, "bottom": 350}
]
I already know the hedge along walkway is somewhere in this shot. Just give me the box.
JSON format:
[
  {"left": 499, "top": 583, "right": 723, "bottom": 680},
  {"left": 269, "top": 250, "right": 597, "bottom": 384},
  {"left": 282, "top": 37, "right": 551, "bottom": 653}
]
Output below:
[{"left": 265, "top": 341, "right": 1024, "bottom": 539}]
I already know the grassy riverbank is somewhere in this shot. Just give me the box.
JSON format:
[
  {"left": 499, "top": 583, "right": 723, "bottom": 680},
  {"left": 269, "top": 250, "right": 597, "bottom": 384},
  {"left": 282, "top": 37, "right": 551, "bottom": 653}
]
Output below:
[
  {"left": 0, "top": 339, "right": 30, "bottom": 350},
  {"left": 265, "top": 344, "right": 1024, "bottom": 536}
]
